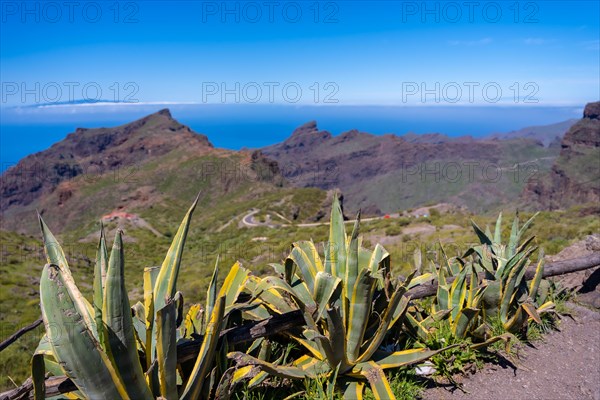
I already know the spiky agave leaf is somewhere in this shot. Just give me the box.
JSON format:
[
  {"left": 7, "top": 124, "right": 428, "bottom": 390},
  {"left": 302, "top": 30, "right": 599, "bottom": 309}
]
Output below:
[
  {"left": 226, "top": 352, "right": 328, "bottom": 380},
  {"left": 142, "top": 266, "right": 160, "bottom": 358},
  {"left": 40, "top": 264, "right": 126, "bottom": 399},
  {"left": 345, "top": 269, "right": 376, "bottom": 364},
  {"left": 93, "top": 224, "right": 109, "bottom": 346},
  {"left": 102, "top": 230, "right": 153, "bottom": 399},
  {"left": 38, "top": 215, "right": 97, "bottom": 337},
  {"left": 156, "top": 299, "right": 178, "bottom": 400},
  {"left": 354, "top": 361, "right": 395, "bottom": 400},
  {"left": 529, "top": 249, "right": 545, "bottom": 301},
  {"left": 180, "top": 296, "right": 225, "bottom": 400},
  {"left": 325, "top": 194, "right": 348, "bottom": 281},
  {"left": 153, "top": 194, "right": 199, "bottom": 313},
  {"left": 218, "top": 261, "right": 250, "bottom": 311}
]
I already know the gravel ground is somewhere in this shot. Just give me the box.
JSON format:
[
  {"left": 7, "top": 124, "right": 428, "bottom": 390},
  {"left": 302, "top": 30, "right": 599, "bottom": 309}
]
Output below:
[{"left": 423, "top": 302, "right": 600, "bottom": 400}]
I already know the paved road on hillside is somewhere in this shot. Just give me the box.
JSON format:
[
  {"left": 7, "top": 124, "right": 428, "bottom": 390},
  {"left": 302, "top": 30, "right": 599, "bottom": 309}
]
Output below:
[{"left": 241, "top": 208, "right": 397, "bottom": 228}]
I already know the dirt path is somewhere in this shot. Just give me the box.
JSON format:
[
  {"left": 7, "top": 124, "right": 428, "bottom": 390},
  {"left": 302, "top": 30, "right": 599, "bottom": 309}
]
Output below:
[{"left": 423, "top": 302, "right": 600, "bottom": 400}]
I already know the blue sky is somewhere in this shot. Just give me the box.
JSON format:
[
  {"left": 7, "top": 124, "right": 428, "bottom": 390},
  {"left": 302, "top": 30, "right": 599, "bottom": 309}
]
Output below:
[{"left": 1, "top": 0, "right": 599, "bottom": 107}]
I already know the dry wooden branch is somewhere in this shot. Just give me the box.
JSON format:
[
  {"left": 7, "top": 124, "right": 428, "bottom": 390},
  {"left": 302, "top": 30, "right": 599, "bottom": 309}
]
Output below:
[
  {"left": 0, "top": 377, "right": 33, "bottom": 400},
  {"left": 0, "top": 376, "right": 78, "bottom": 400},
  {"left": 0, "top": 319, "right": 42, "bottom": 353},
  {"left": 177, "top": 309, "right": 304, "bottom": 364}
]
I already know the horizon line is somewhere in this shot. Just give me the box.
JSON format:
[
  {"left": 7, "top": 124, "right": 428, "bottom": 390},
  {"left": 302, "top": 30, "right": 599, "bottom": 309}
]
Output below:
[{"left": 0, "top": 101, "right": 591, "bottom": 110}]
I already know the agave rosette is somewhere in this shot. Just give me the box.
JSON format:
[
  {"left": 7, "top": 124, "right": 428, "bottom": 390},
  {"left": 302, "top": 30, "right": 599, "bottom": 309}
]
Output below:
[{"left": 229, "top": 197, "right": 448, "bottom": 400}]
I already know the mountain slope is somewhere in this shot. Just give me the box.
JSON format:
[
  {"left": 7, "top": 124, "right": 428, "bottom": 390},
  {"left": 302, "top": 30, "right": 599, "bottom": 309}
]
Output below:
[
  {"left": 488, "top": 118, "right": 578, "bottom": 147},
  {"left": 522, "top": 101, "right": 600, "bottom": 209},
  {"left": 0, "top": 110, "right": 326, "bottom": 235},
  {"left": 1, "top": 109, "right": 211, "bottom": 209},
  {"left": 261, "top": 121, "right": 559, "bottom": 214}
]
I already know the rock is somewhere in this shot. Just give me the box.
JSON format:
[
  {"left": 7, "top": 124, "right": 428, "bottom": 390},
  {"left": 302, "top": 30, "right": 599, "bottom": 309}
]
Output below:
[
  {"left": 522, "top": 101, "right": 600, "bottom": 209},
  {"left": 547, "top": 234, "right": 600, "bottom": 308},
  {"left": 584, "top": 102, "right": 600, "bottom": 120},
  {"left": 415, "top": 361, "right": 436, "bottom": 376}
]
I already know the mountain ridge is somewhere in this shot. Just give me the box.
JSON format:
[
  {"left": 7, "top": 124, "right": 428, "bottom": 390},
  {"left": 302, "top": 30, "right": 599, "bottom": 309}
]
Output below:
[
  {"left": 0, "top": 109, "right": 314, "bottom": 234},
  {"left": 1, "top": 106, "right": 592, "bottom": 233},
  {"left": 488, "top": 118, "right": 578, "bottom": 147},
  {"left": 522, "top": 102, "right": 600, "bottom": 209},
  {"left": 261, "top": 120, "right": 560, "bottom": 213},
  {"left": 1, "top": 109, "right": 214, "bottom": 211}
]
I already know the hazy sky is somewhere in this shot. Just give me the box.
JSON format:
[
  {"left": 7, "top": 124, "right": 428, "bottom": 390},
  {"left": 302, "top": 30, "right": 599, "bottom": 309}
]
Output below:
[{"left": 1, "top": 0, "right": 599, "bottom": 107}]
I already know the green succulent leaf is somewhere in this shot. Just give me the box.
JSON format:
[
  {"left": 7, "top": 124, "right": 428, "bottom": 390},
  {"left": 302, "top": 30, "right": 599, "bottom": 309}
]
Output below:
[
  {"left": 313, "top": 271, "right": 342, "bottom": 321},
  {"left": 529, "top": 250, "right": 545, "bottom": 301},
  {"left": 345, "top": 212, "right": 361, "bottom": 299},
  {"left": 470, "top": 219, "right": 492, "bottom": 247},
  {"left": 342, "top": 380, "right": 365, "bottom": 400},
  {"left": 326, "top": 194, "right": 348, "bottom": 280},
  {"left": 493, "top": 212, "right": 503, "bottom": 244},
  {"left": 228, "top": 352, "right": 321, "bottom": 379},
  {"left": 93, "top": 225, "right": 108, "bottom": 346},
  {"left": 32, "top": 336, "right": 55, "bottom": 400},
  {"left": 181, "top": 296, "right": 225, "bottom": 400},
  {"left": 102, "top": 230, "right": 153, "bottom": 400},
  {"left": 373, "top": 345, "right": 459, "bottom": 370},
  {"left": 354, "top": 361, "right": 395, "bottom": 400},
  {"left": 205, "top": 258, "right": 219, "bottom": 328},
  {"left": 156, "top": 299, "right": 178, "bottom": 400},
  {"left": 40, "top": 264, "right": 126, "bottom": 399},
  {"left": 38, "top": 215, "right": 96, "bottom": 337},
  {"left": 452, "top": 307, "right": 480, "bottom": 339},
  {"left": 346, "top": 269, "right": 376, "bottom": 364},
  {"left": 154, "top": 194, "right": 199, "bottom": 314},
  {"left": 218, "top": 261, "right": 250, "bottom": 311},
  {"left": 143, "top": 265, "right": 160, "bottom": 369},
  {"left": 290, "top": 246, "right": 319, "bottom": 293}
]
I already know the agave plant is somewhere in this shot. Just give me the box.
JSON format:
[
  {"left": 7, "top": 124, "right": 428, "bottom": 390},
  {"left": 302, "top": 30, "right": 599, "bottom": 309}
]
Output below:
[
  {"left": 405, "top": 245, "right": 509, "bottom": 349},
  {"left": 31, "top": 197, "right": 248, "bottom": 400},
  {"left": 228, "top": 197, "right": 450, "bottom": 400},
  {"left": 468, "top": 212, "right": 555, "bottom": 333}
]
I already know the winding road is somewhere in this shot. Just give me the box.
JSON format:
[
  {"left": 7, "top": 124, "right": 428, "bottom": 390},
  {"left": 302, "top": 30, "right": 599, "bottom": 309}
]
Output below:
[{"left": 241, "top": 208, "right": 394, "bottom": 229}]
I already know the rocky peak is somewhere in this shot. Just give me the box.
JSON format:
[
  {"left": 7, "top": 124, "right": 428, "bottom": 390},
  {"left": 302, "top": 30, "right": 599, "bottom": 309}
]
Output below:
[
  {"left": 290, "top": 120, "right": 319, "bottom": 137},
  {"left": 401, "top": 132, "right": 454, "bottom": 144},
  {"left": 156, "top": 108, "right": 173, "bottom": 118},
  {"left": 58, "top": 109, "right": 213, "bottom": 158},
  {"left": 282, "top": 121, "right": 332, "bottom": 149},
  {"left": 339, "top": 129, "right": 362, "bottom": 139},
  {"left": 0, "top": 109, "right": 215, "bottom": 212},
  {"left": 521, "top": 101, "right": 600, "bottom": 209},
  {"left": 562, "top": 101, "right": 600, "bottom": 149},
  {"left": 583, "top": 101, "right": 600, "bottom": 120}
]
